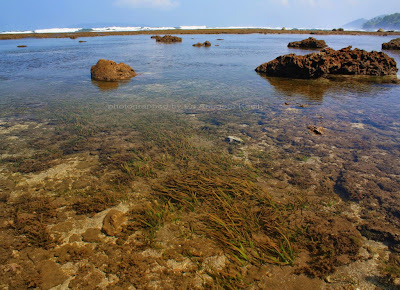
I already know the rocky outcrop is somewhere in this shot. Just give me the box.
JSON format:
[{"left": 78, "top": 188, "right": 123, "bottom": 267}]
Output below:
[
  {"left": 91, "top": 59, "right": 136, "bottom": 82},
  {"left": 287, "top": 37, "right": 327, "bottom": 49},
  {"left": 382, "top": 38, "right": 400, "bottom": 50},
  {"left": 255, "top": 46, "right": 398, "bottom": 79},
  {"left": 152, "top": 35, "right": 182, "bottom": 43},
  {"left": 193, "top": 41, "right": 211, "bottom": 47}
]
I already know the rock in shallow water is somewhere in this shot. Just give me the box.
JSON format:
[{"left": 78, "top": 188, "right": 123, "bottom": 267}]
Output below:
[
  {"left": 224, "top": 136, "right": 243, "bottom": 144},
  {"left": 102, "top": 209, "right": 127, "bottom": 236},
  {"left": 193, "top": 41, "right": 211, "bottom": 47},
  {"left": 91, "top": 59, "right": 136, "bottom": 82},
  {"left": 152, "top": 35, "right": 182, "bottom": 43},
  {"left": 382, "top": 38, "right": 400, "bottom": 50},
  {"left": 255, "top": 46, "right": 398, "bottom": 79},
  {"left": 287, "top": 37, "right": 327, "bottom": 49}
]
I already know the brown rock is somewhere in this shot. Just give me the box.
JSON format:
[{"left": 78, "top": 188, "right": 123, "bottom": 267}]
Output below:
[
  {"left": 255, "top": 46, "right": 398, "bottom": 79},
  {"left": 79, "top": 40, "right": 86, "bottom": 43},
  {"left": 82, "top": 228, "right": 102, "bottom": 243},
  {"left": 288, "top": 37, "right": 327, "bottom": 49},
  {"left": 192, "top": 41, "right": 211, "bottom": 47},
  {"left": 37, "top": 260, "right": 67, "bottom": 290},
  {"left": 152, "top": 35, "right": 182, "bottom": 43},
  {"left": 91, "top": 59, "right": 136, "bottom": 82},
  {"left": 382, "top": 38, "right": 400, "bottom": 50},
  {"left": 308, "top": 125, "right": 325, "bottom": 135},
  {"left": 69, "top": 234, "right": 81, "bottom": 242},
  {"left": 17, "top": 45, "right": 27, "bottom": 48},
  {"left": 102, "top": 209, "right": 127, "bottom": 236}
]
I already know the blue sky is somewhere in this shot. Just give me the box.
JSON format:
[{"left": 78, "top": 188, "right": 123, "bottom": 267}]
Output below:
[{"left": 1, "top": 0, "right": 399, "bottom": 31}]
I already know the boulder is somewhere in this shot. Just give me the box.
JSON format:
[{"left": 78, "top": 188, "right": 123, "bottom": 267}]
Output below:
[
  {"left": 102, "top": 209, "right": 127, "bottom": 236},
  {"left": 91, "top": 59, "right": 136, "bottom": 82},
  {"left": 287, "top": 37, "right": 327, "bottom": 49},
  {"left": 152, "top": 35, "right": 182, "bottom": 43},
  {"left": 255, "top": 46, "right": 398, "bottom": 79},
  {"left": 193, "top": 41, "right": 211, "bottom": 47},
  {"left": 382, "top": 38, "right": 400, "bottom": 50}
]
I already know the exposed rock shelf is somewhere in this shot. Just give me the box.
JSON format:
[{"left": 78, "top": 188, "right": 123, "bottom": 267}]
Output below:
[{"left": 255, "top": 46, "right": 398, "bottom": 79}]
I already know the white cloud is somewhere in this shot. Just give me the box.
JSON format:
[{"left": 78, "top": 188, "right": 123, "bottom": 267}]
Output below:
[{"left": 115, "top": 0, "right": 178, "bottom": 8}]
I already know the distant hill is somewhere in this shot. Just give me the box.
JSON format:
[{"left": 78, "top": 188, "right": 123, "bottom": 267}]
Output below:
[
  {"left": 343, "top": 18, "right": 368, "bottom": 30},
  {"left": 343, "top": 13, "right": 400, "bottom": 31},
  {"left": 362, "top": 13, "right": 400, "bottom": 30}
]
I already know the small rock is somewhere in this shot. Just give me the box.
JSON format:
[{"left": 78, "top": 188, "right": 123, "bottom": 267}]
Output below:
[
  {"left": 37, "top": 260, "right": 68, "bottom": 290},
  {"left": 308, "top": 125, "right": 325, "bottom": 135},
  {"left": 69, "top": 234, "right": 81, "bottom": 243},
  {"left": 284, "top": 102, "right": 290, "bottom": 105},
  {"left": 324, "top": 276, "right": 332, "bottom": 283},
  {"left": 82, "top": 228, "right": 102, "bottom": 243},
  {"left": 152, "top": 35, "right": 182, "bottom": 43},
  {"left": 79, "top": 41, "right": 87, "bottom": 43},
  {"left": 192, "top": 41, "right": 211, "bottom": 47},
  {"left": 224, "top": 136, "right": 243, "bottom": 144},
  {"left": 102, "top": 209, "right": 127, "bottom": 236},
  {"left": 288, "top": 37, "right": 327, "bottom": 49},
  {"left": 17, "top": 45, "right": 27, "bottom": 48}
]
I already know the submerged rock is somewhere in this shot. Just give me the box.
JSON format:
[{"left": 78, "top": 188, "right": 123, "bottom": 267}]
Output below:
[
  {"left": 91, "top": 59, "right": 137, "bottom": 82},
  {"left": 102, "top": 209, "right": 127, "bottom": 236},
  {"left": 308, "top": 125, "right": 325, "bottom": 135},
  {"left": 224, "top": 136, "right": 243, "bottom": 144},
  {"left": 382, "top": 38, "right": 400, "bottom": 50},
  {"left": 287, "top": 37, "right": 327, "bottom": 49},
  {"left": 152, "top": 35, "right": 182, "bottom": 43},
  {"left": 255, "top": 46, "right": 398, "bottom": 79},
  {"left": 193, "top": 41, "right": 211, "bottom": 47}
]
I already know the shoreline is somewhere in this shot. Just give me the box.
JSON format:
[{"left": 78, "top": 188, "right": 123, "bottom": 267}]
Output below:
[{"left": 1, "top": 28, "right": 400, "bottom": 40}]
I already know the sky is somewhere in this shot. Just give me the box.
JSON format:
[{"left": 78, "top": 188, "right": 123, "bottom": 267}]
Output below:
[{"left": 1, "top": 0, "right": 399, "bottom": 31}]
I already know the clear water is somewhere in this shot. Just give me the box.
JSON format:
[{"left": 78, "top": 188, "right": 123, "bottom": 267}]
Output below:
[{"left": 0, "top": 33, "right": 399, "bottom": 176}]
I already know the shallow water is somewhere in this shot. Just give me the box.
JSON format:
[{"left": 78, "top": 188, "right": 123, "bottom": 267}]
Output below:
[{"left": 1, "top": 34, "right": 399, "bottom": 150}]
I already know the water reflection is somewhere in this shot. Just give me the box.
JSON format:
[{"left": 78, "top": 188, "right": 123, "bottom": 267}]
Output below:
[
  {"left": 91, "top": 80, "right": 131, "bottom": 91},
  {"left": 258, "top": 75, "right": 332, "bottom": 102},
  {"left": 258, "top": 74, "right": 398, "bottom": 102}
]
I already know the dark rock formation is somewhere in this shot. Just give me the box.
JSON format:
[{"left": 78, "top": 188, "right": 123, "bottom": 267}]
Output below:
[
  {"left": 288, "top": 37, "right": 327, "bottom": 49},
  {"left": 255, "top": 46, "right": 398, "bottom": 79},
  {"left": 193, "top": 41, "right": 211, "bottom": 47},
  {"left": 382, "top": 38, "right": 400, "bottom": 50},
  {"left": 152, "top": 35, "right": 182, "bottom": 43},
  {"left": 91, "top": 59, "right": 136, "bottom": 82},
  {"left": 308, "top": 125, "right": 325, "bottom": 135},
  {"left": 17, "top": 45, "right": 27, "bottom": 48}
]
